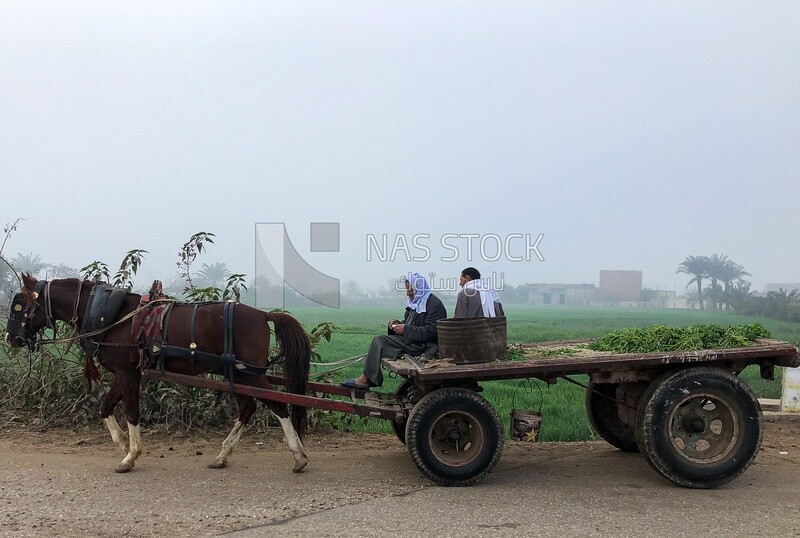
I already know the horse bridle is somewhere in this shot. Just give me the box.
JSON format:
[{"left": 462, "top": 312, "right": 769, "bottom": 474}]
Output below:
[
  {"left": 6, "top": 280, "right": 48, "bottom": 350},
  {"left": 5, "top": 280, "right": 82, "bottom": 351}
]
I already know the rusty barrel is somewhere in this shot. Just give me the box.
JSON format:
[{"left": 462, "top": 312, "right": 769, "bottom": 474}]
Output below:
[
  {"left": 486, "top": 316, "right": 508, "bottom": 360},
  {"left": 437, "top": 317, "right": 507, "bottom": 364}
]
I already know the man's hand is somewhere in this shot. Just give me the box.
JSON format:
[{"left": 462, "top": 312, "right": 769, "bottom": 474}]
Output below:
[{"left": 392, "top": 323, "right": 405, "bottom": 335}]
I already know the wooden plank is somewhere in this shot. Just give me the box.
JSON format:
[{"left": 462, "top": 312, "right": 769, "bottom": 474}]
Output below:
[
  {"left": 264, "top": 374, "right": 365, "bottom": 398},
  {"left": 142, "top": 370, "right": 398, "bottom": 419},
  {"left": 383, "top": 340, "right": 799, "bottom": 383}
]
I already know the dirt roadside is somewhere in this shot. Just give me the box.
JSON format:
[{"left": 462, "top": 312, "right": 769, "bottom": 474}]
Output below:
[{"left": 0, "top": 419, "right": 798, "bottom": 537}]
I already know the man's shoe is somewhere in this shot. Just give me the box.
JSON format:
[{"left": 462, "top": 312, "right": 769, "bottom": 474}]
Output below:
[{"left": 341, "top": 379, "right": 372, "bottom": 390}]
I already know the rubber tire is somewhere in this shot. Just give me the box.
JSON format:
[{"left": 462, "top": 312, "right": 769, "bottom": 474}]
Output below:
[
  {"left": 405, "top": 387, "right": 504, "bottom": 487},
  {"left": 636, "top": 367, "right": 763, "bottom": 489},
  {"left": 392, "top": 380, "right": 413, "bottom": 445},
  {"left": 586, "top": 382, "right": 639, "bottom": 452}
]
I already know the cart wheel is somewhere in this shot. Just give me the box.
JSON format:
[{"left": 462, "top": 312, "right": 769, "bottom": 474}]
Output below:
[
  {"left": 636, "top": 367, "right": 763, "bottom": 489},
  {"left": 392, "top": 380, "right": 413, "bottom": 445},
  {"left": 586, "top": 382, "right": 639, "bottom": 452},
  {"left": 405, "top": 387, "right": 503, "bottom": 486}
]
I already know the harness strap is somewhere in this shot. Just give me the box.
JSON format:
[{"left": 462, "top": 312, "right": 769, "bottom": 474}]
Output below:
[
  {"left": 189, "top": 304, "right": 199, "bottom": 375},
  {"left": 32, "top": 280, "right": 53, "bottom": 331},
  {"left": 69, "top": 280, "right": 83, "bottom": 327},
  {"left": 157, "top": 303, "right": 174, "bottom": 372},
  {"left": 223, "top": 302, "right": 235, "bottom": 360},
  {"left": 35, "top": 298, "right": 174, "bottom": 346},
  {"left": 43, "top": 281, "right": 56, "bottom": 332},
  {"left": 222, "top": 302, "right": 236, "bottom": 403}
]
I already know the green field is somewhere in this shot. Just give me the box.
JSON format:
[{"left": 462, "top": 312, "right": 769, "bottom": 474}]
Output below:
[{"left": 294, "top": 306, "right": 800, "bottom": 442}]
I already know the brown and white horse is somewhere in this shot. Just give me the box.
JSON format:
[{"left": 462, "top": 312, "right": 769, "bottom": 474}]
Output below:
[{"left": 5, "top": 274, "right": 311, "bottom": 473}]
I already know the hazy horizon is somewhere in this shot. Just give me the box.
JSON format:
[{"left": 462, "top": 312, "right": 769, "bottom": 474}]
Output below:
[{"left": 2, "top": 2, "right": 797, "bottom": 297}]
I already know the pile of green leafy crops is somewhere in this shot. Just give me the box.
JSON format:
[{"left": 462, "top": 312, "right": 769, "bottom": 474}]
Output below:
[{"left": 588, "top": 323, "right": 772, "bottom": 354}]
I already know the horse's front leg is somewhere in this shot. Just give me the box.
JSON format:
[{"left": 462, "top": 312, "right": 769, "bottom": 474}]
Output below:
[
  {"left": 209, "top": 395, "right": 255, "bottom": 469},
  {"left": 114, "top": 370, "right": 143, "bottom": 473},
  {"left": 100, "top": 379, "right": 128, "bottom": 454}
]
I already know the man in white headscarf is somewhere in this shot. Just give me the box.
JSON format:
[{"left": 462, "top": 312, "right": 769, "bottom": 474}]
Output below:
[
  {"left": 342, "top": 272, "right": 447, "bottom": 389},
  {"left": 454, "top": 267, "right": 505, "bottom": 318}
]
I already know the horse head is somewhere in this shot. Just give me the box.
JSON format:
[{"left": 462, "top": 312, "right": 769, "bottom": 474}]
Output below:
[{"left": 4, "top": 273, "right": 49, "bottom": 350}]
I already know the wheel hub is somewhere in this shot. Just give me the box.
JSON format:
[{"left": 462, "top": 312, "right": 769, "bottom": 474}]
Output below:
[
  {"left": 446, "top": 427, "right": 464, "bottom": 445},
  {"left": 669, "top": 392, "right": 739, "bottom": 464},
  {"left": 686, "top": 418, "right": 705, "bottom": 434},
  {"left": 427, "top": 410, "right": 486, "bottom": 468}
]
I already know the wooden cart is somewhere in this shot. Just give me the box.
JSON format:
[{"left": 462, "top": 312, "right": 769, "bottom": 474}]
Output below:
[{"left": 145, "top": 338, "right": 799, "bottom": 488}]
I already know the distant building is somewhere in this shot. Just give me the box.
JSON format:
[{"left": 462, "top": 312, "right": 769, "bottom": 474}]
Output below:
[
  {"left": 641, "top": 289, "right": 677, "bottom": 308},
  {"left": 525, "top": 283, "right": 596, "bottom": 305},
  {"left": 597, "top": 270, "right": 642, "bottom": 303}
]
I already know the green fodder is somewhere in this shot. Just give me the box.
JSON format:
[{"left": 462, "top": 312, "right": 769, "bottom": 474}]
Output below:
[{"left": 588, "top": 323, "right": 772, "bottom": 354}]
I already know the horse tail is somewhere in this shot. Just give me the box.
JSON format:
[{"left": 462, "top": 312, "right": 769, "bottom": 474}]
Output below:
[{"left": 264, "top": 311, "right": 311, "bottom": 439}]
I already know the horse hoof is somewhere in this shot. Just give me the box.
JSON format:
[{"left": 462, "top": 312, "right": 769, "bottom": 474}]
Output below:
[
  {"left": 292, "top": 459, "right": 308, "bottom": 473},
  {"left": 115, "top": 462, "right": 134, "bottom": 473},
  {"left": 207, "top": 460, "right": 227, "bottom": 469}
]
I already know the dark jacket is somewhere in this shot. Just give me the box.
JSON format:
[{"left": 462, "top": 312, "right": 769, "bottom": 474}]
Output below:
[
  {"left": 389, "top": 293, "right": 447, "bottom": 357},
  {"left": 453, "top": 289, "right": 506, "bottom": 318}
]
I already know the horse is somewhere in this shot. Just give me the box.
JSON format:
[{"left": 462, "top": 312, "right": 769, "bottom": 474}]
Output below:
[{"left": 4, "top": 274, "right": 311, "bottom": 474}]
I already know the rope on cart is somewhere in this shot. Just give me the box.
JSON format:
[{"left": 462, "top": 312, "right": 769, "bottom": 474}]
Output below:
[{"left": 309, "top": 354, "right": 366, "bottom": 375}]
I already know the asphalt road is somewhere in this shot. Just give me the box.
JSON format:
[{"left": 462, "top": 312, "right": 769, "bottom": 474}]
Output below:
[
  {"left": 1, "top": 420, "right": 798, "bottom": 537},
  {"left": 230, "top": 425, "right": 800, "bottom": 537}
]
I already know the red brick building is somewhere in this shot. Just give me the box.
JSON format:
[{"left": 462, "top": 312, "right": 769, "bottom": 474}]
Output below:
[{"left": 598, "top": 270, "right": 642, "bottom": 302}]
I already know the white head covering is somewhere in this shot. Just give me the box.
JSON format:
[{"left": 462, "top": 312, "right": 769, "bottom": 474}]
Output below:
[
  {"left": 406, "top": 272, "right": 431, "bottom": 313},
  {"left": 463, "top": 279, "right": 501, "bottom": 317}
]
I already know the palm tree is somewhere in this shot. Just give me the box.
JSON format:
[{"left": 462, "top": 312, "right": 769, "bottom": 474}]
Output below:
[
  {"left": 716, "top": 260, "right": 751, "bottom": 310},
  {"left": 46, "top": 263, "right": 79, "bottom": 279},
  {"left": 766, "top": 288, "right": 799, "bottom": 321},
  {"left": 195, "top": 262, "right": 231, "bottom": 289},
  {"left": 704, "top": 253, "right": 731, "bottom": 310},
  {"left": 727, "top": 280, "right": 755, "bottom": 314},
  {"left": 677, "top": 255, "right": 709, "bottom": 310},
  {"left": 11, "top": 252, "right": 47, "bottom": 277}
]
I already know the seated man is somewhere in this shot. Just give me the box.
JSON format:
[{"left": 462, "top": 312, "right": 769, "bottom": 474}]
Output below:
[
  {"left": 454, "top": 267, "right": 505, "bottom": 318},
  {"left": 342, "top": 272, "right": 447, "bottom": 389}
]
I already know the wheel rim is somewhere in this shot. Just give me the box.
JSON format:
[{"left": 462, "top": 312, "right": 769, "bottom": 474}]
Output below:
[
  {"left": 427, "top": 410, "right": 486, "bottom": 468},
  {"left": 668, "top": 392, "right": 740, "bottom": 464}
]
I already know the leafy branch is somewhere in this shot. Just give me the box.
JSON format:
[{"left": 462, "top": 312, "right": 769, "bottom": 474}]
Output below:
[
  {"left": 80, "top": 261, "right": 111, "bottom": 282},
  {"left": 178, "top": 232, "right": 215, "bottom": 295},
  {"left": 112, "top": 249, "right": 148, "bottom": 291}
]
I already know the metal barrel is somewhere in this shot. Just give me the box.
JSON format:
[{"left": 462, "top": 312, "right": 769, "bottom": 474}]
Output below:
[{"left": 437, "top": 317, "right": 506, "bottom": 364}]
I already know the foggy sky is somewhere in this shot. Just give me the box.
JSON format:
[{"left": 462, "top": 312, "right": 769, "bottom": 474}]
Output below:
[{"left": 1, "top": 1, "right": 798, "bottom": 295}]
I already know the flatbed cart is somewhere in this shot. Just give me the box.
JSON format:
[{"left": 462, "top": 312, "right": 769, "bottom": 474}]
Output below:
[{"left": 143, "top": 338, "right": 799, "bottom": 489}]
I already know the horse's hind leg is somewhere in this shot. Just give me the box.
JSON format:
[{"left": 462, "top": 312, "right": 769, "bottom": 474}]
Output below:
[
  {"left": 209, "top": 395, "right": 255, "bottom": 469},
  {"left": 234, "top": 376, "right": 308, "bottom": 472},
  {"left": 263, "top": 399, "right": 308, "bottom": 473},
  {"left": 100, "top": 380, "right": 128, "bottom": 453},
  {"left": 275, "top": 408, "right": 308, "bottom": 473}
]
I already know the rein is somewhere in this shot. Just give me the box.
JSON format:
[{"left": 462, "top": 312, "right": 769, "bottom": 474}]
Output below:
[{"left": 34, "top": 298, "right": 175, "bottom": 347}]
